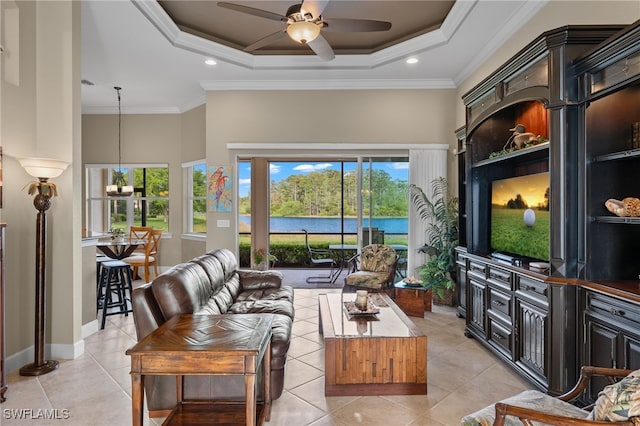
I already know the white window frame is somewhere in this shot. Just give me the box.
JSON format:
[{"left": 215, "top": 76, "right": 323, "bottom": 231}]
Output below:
[
  {"left": 85, "top": 163, "right": 170, "bottom": 235},
  {"left": 183, "top": 160, "right": 207, "bottom": 236}
]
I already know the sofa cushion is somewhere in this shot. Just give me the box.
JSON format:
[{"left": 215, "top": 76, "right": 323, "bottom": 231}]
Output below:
[
  {"left": 238, "top": 269, "right": 285, "bottom": 291},
  {"left": 209, "top": 248, "right": 240, "bottom": 282},
  {"left": 151, "top": 262, "right": 215, "bottom": 319},
  {"left": 189, "top": 253, "right": 225, "bottom": 288},
  {"left": 229, "top": 299, "right": 295, "bottom": 319},
  {"left": 235, "top": 286, "right": 294, "bottom": 303}
]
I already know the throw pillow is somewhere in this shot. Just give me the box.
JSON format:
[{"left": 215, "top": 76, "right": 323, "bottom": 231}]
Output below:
[{"left": 587, "top": 370, "right": 640, "bottom": 422}]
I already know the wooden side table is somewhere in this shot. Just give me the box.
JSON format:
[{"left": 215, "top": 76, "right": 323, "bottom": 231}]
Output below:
[
  {"left": 394, "top": 281, "right": 432, "bottom": 317},
  {"left": 126, "top": 314, "right": 272, "bottom": 426}
]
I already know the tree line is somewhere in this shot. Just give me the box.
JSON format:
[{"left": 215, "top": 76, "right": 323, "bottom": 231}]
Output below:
[{"left": 239, "top": 169, "right": 409, "bottom": 217}]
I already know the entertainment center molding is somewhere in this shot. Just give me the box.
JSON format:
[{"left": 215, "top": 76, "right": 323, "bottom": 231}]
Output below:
[{"left": 456, "top": 22, "right": 640, "bottom": 397}]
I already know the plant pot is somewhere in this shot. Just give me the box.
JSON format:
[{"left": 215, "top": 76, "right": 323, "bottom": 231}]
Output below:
[
  {"left": 254, "top": 262, "right": 268, "bottom": 271},
  {"left": 432, "top": 288, "right": 456, "bottom": 306}
]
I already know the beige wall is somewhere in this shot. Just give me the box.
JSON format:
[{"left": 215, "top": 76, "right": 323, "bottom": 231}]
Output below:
[
  {"left": 82, "top": 113, "right": 186, "bottom": 267},
  {"left": 205, "top": 89, "right": 459, "bottom": 251},
  {"left": 180, "top": 105, "right": 207, "bottom": 260},
  {"left": 455, "top": 1, "right": 640, "bottom": 124},
  {"left": 1, "top": 0, "right": 82, "bottom": 369}
]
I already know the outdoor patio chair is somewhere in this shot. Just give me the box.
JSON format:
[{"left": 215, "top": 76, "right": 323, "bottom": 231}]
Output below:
[
  {"left": 302, "top": 229, "right": 340, "bottom": 284},
  {"left": 344, "top": 244, "right": 397, "bottom": 292}
]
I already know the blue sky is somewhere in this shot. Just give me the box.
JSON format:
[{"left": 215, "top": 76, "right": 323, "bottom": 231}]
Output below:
[{"left": 238, "top": 160, "right": 408, "bottom": 197}]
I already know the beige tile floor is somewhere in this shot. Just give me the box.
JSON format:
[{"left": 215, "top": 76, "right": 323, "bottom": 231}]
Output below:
[{"left": 2, "top": 286, "right": 534, "bottom": 425}]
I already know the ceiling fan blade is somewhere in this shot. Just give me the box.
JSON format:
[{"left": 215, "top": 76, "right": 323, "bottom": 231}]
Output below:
[
  {"left": 244, "top": 30, "right": 288, "bottom": 52},
  {"left": 217, "top": 2, "right": 287, "bottom": 22},
  {"left": 307, "top": 34, "right": 335, "bottom": 61},
  {"left": 301, "top": 0, "right": 330, "bottom": 19},
  {"left": 323, "top": 18, "right": 392, "bottom": 32}
]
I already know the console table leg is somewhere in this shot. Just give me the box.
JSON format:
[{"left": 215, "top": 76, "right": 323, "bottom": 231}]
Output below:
[
  {"left": 245, "top": 372, "right": 256, "bottom": 426},
  {"left": 131, "top": 372, "right": 144, "bottom": 426},
  {"left": 264, "top": 341, "right": 271, "bottom": 421}
]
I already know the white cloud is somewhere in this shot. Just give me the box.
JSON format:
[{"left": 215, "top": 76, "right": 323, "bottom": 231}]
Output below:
[
  {"left": 270, "top": 164, "right": 280, "bottom": 174},
  {"left": 390, "top": 162, "right": 409, "bottom": 170},
  {"left": 293, "top": 163, "right": 334, "bottom": 173},
  {"left": 239, "top": 178, "right": 251, "bottom": 185}
]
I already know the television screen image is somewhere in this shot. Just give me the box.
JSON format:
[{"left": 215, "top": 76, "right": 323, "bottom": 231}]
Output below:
[{"left": 491, "top": 172, "right": 550, "bottom": 262}]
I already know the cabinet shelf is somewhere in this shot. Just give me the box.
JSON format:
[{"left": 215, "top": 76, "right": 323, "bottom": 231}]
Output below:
[
  {"left": 595, "top": 216, "right": 640, "bottom": 224},
  {"left": 472, "top": 142, "right": 549, "bottom": 168},
  {"left": 594, "top": 148, "right": 640, "bottom": 163}
]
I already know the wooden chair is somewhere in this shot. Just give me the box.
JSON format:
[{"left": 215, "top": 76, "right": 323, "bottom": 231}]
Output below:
[
  {"left": 302, "top": 229, "right": 339, "bottom": 284},
  {"left": 462, "top": 366, "right": 639, "bottom": 425},
  {"left": 129, "top": 226, "right": 152, "bottom": 254},
  {"left": 123, "top": 229, "right": 162, "bottom": 282}
]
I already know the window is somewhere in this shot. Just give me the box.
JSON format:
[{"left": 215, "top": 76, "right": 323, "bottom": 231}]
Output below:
[
  {"left": 85, "top": 164, "right": 169, "bottom": 234},
  {"left": 185, "top": 161, "right": 207, "bottom": 234}
]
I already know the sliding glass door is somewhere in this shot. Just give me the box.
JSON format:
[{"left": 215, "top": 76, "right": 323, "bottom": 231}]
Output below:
[{"left": 237, "top": 157, "right": 408, "bottom": 268}]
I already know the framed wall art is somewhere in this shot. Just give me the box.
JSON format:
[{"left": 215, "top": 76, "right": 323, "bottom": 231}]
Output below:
[{"left": 208, "top": 165, "right": 232, "bottom": 212}]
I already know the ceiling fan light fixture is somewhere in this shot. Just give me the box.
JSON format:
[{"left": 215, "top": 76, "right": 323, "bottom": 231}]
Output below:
[{"left": 286, "top": 21, "right": 320, "bottom": 44}]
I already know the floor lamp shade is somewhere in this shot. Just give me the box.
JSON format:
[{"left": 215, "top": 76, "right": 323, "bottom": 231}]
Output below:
[{"left": 17, "top": 157, "right": 68, "bottom": 376}]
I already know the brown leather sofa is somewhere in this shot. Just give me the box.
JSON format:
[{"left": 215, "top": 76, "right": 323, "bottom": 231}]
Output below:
[{"left": 131, "top": 248, "right": 294, "bottom": 416}]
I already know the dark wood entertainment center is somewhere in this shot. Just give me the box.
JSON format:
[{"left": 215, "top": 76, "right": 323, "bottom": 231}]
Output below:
[{"left": 456, "top": 21, "right": 640, "bottom": 398}]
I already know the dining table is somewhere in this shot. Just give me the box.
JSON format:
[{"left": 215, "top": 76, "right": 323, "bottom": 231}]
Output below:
[{"left": 96, "top": 238, "right": 146, "bottom": 260}]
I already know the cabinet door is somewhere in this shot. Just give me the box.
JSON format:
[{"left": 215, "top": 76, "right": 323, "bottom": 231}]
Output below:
[
  {"left": 456, "top": 262, "right": 467, "bottom": 317},
  {"left": 584, "top": 317, "right": 619, "bottom": 401},
  {"left": 621, "top": 334, "right": 640, "bottom": 371},
  {"left": 515, "top": 298, "right": 547, "bottom": 385},
  {"left": 467, "top": 277, "right": 487, "bottom": 335}
]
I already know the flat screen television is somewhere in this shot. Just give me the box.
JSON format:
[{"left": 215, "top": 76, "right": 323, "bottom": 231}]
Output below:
[{"left": 491, "top": 172, "right": 550, "bottom": 262}]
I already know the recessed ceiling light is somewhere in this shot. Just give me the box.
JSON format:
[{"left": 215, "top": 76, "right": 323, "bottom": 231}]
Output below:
[
  {"left": 406, "top": 57, "right": 419, "bottom": 64},
  {"left": 205, "top": 58, "right": 217, "bottom": 66}
]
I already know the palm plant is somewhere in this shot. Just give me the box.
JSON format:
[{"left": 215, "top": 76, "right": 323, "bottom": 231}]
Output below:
[{"left": 409, "top": 177, "right": 459, "bottom": 299}]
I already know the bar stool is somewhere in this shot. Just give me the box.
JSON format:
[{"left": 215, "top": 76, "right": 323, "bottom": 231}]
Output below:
[
  {"left": 97, "top": 260, "right": 134, "bottom": 329},
  {"left": 96, "top": 254, "right": 110, "bottom": 292}
]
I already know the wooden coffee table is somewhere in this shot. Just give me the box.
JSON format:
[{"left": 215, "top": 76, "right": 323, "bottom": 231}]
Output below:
[
  {"left": 126, "top": 314, "right": 272, "bottom": 426},
  {"left": 318, "top": 292, "right": 427, "bottom": 396}
]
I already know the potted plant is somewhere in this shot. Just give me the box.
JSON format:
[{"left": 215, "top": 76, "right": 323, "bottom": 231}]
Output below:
[
  {"left": 409, "top": 177, "right": 459, "bottom": 305},
  {"left": 252, "top": 248, "right": 277, "bottom": 270},
  {"left": 109, "top": 228, "right": 126, "bottom": 242}
]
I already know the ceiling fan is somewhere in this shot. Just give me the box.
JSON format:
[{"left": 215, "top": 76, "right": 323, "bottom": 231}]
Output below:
[{"left": 217, "top": 0, "right": 392, "bottom": 61}]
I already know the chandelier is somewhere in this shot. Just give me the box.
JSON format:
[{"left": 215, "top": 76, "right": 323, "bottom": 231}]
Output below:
[{"left": 106, "top": 86, "right": 133, "bottom": 197}]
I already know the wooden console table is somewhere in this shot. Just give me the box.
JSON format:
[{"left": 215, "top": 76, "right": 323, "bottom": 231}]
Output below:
[{"left": 126, "top": 314, "right": 272, "bottom": 426}]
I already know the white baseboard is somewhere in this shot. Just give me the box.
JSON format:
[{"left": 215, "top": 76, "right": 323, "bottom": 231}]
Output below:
[
  {"left": 6, "top": 341, "right": 85, "bottom": 375},
  {"left": 82, "top": 320, "right": 99, "bottom": 339}
]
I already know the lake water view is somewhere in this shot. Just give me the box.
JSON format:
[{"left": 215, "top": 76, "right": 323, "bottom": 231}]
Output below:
[{"left": 239, "top": 216, "right": 408, "bottom": 234}]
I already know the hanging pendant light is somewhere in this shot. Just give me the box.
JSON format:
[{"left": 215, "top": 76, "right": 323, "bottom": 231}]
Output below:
[{"left": 106, "top": 86, "right": 133, "bottom": 197}]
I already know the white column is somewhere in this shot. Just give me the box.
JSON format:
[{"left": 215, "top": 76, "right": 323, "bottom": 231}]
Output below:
[{"left": 408, "top": 146, "right": 449, "bottom": 279}]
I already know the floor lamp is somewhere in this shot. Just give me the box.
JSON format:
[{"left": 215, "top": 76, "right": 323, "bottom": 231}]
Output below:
[{"left": 17, "top": 157, "right": 69, "bottom": 376}]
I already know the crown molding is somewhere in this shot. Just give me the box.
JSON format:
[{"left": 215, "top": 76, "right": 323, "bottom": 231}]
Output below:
[
  {"left": 201, "top": 78, "right": 456, "bottom": 91},
  {"left": 453, "top": 0, "right": 549, "bottom": 86},
  {"left": 228, "top": 143, "right": 451, "bottom": 151},
  {"left": 131, "top": 0, "right": 478, "bottom": 71}
]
